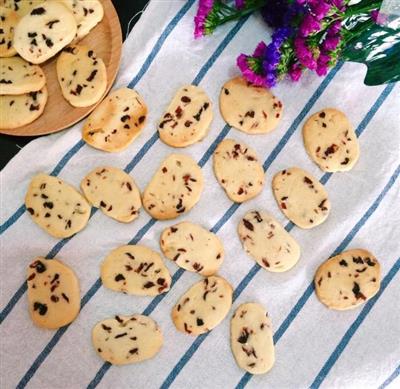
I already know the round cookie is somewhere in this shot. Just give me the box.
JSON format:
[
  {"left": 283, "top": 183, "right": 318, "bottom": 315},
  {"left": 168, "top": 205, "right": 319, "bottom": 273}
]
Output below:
[
  {"left": 160, "top": 221, "right": 224, "bottom": 276},
  {"left": 158, "top": 85, "right": 213, "bottom": 147},
  {"left": 101, "top": 245, "right": 171, "bottom": 296},
  {"left": 0, "top": 6, "right": 19, "bottom": 57},
  {"left": 59, "top": 0, "right": 104, "bottom": 41},
  {"left": 231, "top": 303, "right": 275, "bottom": 375},
  {"left": 315, "top": 249, "right": 381, "bottom": 310},
  {"left": 27, "top": 257, "right": 80, "bottom": 329},
  {"left": 219, "top": 76, "right": 283, "bottom": 134},
  {"left": 213, "top": 139, "right": 265, "bottom": 203},
  {"left": 82, "top": 87, "right": 148, "bottom": 152},
  {"left": 0, "top": 86, "right": 47, "bottom": 129},
  {"left": 56, "top": 45, "right": 107, "bottom": 107},
  {"left": 272, "top": 167, "right": 331, "bottom": 229},
  {"left": 142, "top": 154, "right": 204, "bottom": 220},
  {"left": 25, "top": 173, "right": 91, "bottom": 238},
  {"left": 238, "top": 210, "right": 300, "bottom": 272},
  {"left": 0, "top": 0, "right": 40, "bottom": 17},
  {"left": 303, "top": 108, "right": 359, "bottom": 172},
  {"left": 172, "top": 276, "right": 233, "bottom": 336},
  {"left": 81, "top": 166, "right": 142, "bottom": 223},
  {"left": 13, "top": 2, "right": 77, "bottom": 64},
  {"left": 0, "top": 56, "right": 46, "bottom": 95},
  {"left": 92, "top": 314, "right": 163, "bottom": 365}
]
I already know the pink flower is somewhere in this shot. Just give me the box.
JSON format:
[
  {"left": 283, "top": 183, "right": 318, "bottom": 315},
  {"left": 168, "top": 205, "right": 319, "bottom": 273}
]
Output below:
[
  {"left": 316, "top": 52, "right": 331, "bottom": 76},
  {"left": 311, "top": 1, "right": 331, "bottom": 20},
  {"left": 328, "top": 21, "right": 341, "bottom": 36},
  {"left": 237, "top": 54, "right": 267, "bottom": 86},
  {"left": 252, "top": 41, "right": 267, "bottom": 57},
  {"left": 194, "top": 0, "right": 215, "bottom": 38},
  {"left": 299, "top": 14, "right": 320, "bottom": 37},
  {"left": 323, "top": 35, "right": 340, "bottom": 51},
  {"left": 289, "top": 64, "right": 303, "bottom": 81},
  {"left": 294, "top": 37, "right": 317, "bottom": 70}
]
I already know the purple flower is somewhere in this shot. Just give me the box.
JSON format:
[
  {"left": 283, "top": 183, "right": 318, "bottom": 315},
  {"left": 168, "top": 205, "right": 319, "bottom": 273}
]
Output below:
[
  {"left": 237, "top": 54, "right": 267, "bottom": 86},
  {"left": 299, "top": 14, "right": 320, "bottom": 37},
  {"left": 289, "top": 63, "right": 303, "bottom": 81},
  {"left": 322, "top": 35, "right": 340, "bottom": 51},
  {"left": 310, "top": 1, "right": 331, "bottom": 21},
  {"left": 235, "top": 0, "right": 245, "bottom": 9},
  {"left": 294, "top": 37, "right": 317, "bottom": 69},
  {"left": 328, "top": 20, "right": 341, "bottom": 36},
  {"left": 253, "top": 41, "right": 267, "bottom": 57},
  {"left": 194, "top": 0, "right": 215, "bottom": 38},
  {"left": 316, "top": 52, "right": 331, "bottom": 76}
]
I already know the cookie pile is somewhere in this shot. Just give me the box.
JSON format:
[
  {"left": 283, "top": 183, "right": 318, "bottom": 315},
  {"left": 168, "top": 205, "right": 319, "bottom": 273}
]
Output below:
[
  {"left": 22, "top": 76, "right": 381, "bottom": 375},
  {"left": 0, "top": 0, "right": 105, "bottom": 130}
]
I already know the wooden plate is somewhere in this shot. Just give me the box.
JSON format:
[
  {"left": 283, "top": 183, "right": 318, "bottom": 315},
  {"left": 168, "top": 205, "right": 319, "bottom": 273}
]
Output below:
[{"left": 0, "top": 0, "right": 122, "bottom": 136}]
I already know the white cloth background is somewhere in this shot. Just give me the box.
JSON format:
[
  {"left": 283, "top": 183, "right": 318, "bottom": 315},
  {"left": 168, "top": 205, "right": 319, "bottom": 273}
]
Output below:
[{"left": 1, "top": 1, "right": 399, "bottom": 388}]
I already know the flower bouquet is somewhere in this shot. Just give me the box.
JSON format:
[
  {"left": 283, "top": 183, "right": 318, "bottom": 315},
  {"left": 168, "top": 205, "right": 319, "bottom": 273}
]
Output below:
[{"left": 194, "top": 0, "right": 400, "bottom": 88}]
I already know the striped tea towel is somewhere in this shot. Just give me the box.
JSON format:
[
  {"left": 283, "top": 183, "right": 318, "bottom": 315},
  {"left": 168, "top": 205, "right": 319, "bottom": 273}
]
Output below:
[{"left": 1, "top": 1, "right": 399, "bottom": 388}]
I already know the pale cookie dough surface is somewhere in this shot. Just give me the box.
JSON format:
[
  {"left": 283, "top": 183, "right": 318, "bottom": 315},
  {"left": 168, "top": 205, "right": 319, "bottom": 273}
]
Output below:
[
  {"left": 213, "top": 139, "right": 265, "bottom": 203},
  {"left": 56, "top": 44, "right": 106, "bottom": 107},
  {"left": 13, "top": 2, "right": 77, "bottom": 64},
  {"left": 272, "top": 167, "right": 330, "bottom": 229},
  {"left": 231, "top": 303, "right": 275, "bottom": 374},
  {"left": 0, "top": 56, "right": 46, "bottom": 94},
  {"left": 59, "top": 0, "right": 103, "bottom": 40},
  {"left": 81, "top": 166, "right": 141, "bottom": 223},
  {"left": 238, "top": 210, "right": 300, "bottom": 272},
  {"left": 315, "top": 249, "right": 381, "bottom": 310},
  {"left": 27, "top": 257, "right": 80, "bottom": 329},
  {"left": 92, "top": 314, "right": 163, "bottom": 365},
  {"left": 158, "top": 84, "right": 213, "bottom": 147},
  {"left": 160, "top": 221, "right": 224, "bottom": 276},
  {"left": 101, "top": 245, "right": 171, "bottom": 296},
  {"left": 172, "top": 276, "right": 233, "bottom": 335},
  {"left": 25, "top": 173, "right": 91, "bottom": 238},
  {"left": 0, "top": 86, "right": 47, "bottom": 129},
  {"left": 219, "top": 76, "right": 283, "bottom": 134},
  {"left": 0, "top": 0, "right": 40, "bottom": 17},
  {"left": 142, "top": 154, "right": 204, "bottom": 220},
  {"left": 303, "top": 108, "right": 359, "bottom": 172},
  {"left": 82, "top": 87, "right": 148, "bottom": 152},
  {"left": 0, "top": 6, "right": 18, "bottom": 57}
]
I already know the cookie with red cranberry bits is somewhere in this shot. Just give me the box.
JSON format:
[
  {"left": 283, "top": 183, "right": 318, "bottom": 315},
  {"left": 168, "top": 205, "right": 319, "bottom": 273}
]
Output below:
[
  {"left": 213, "top": 139, "right": 265, "bottom": 203},
  {"left": 81, "top": 166, "right": 141, "bottom": 223},
  {"left": 303, "top": 108, "right": 359, "bottom": 172},
  {"left": 25, "top": 173, "right": 91, "bottom": 238},
  {"left": 172, "top": 276, "right": 233, "bottom": 335},
  {"left": 142, "top": 154, "right": 204, "bottom": 220},
  {"left": 101, "top": 245, "right": 171, "bottom": 296},
  {"left": 315, "top": 249, "right": 381, "bottom": 310},
  {"left": 13, "top": 2, "right": 77, "bottom": 64},
  {"left": 158, "top": 85, "right": 213, "bottom": 147},
  {"left": 0, "top": 6, "right": 19, "bottom": 57},
  {"left": 160, "top": 221, "right": 224, "bottom": 276},
  {"left": 92, "top": 314, "right": 163, "bottom": 365},
  {"left": 238, "top": 210, "right": 300, "bottom": 272},
  {"left": 82, "top": 87, "right": 147, "bottom": 152},
  {"left": 219, "top": 76, "right": 283, "bottom": 134},
  {"left": 0, "top": 86, "right": 47, "bottom": 129},
  {"left": 56, "top": 45, "right": 107, "bottom": 107},
  {"left": 231, "top": 303, "right": 275, "bottom": 374},
  {"left": 27, "top": 257, "right": 80, "bottom": 329},
  {"left": 272, "top": 167, "right": 330, "bottom": 229}
]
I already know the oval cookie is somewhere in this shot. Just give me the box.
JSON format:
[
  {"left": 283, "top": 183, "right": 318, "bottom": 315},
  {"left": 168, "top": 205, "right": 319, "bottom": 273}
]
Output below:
[
  {"left": 219, "top": 76, "right": 283, "bottom": 134},
  {"left": 272, "top": 167, "right": 330, "bottom": 229},
  {"left": 213, "top": 139, "right": 265, "bottom": 203},
  {"left": 27, "top": 257, "right": 80, "bottom": 329},
  {"left": 13, "top": 2, "right": 77, "bottom": 64},
  {"left": 1, "top": 0, "right": 39, "bottom": 17},
  {"left": 56, "top": 45, "right": 107, "bottom": 107},
  {"left": 0, "top": 6, "right": 19, "bottom": 57},
  {"left": 0, "top": 86, "right": 47, "bottom": 129},
  {"left": 81, "top": 166, "right": 141, "bottom": 223},
  {"left": 92, "top": 314, "right": 163, "bottom": 365},
  {"left": 158, "top": 85, "right": 213, "bottom": 147},
  {"left": 82, "top": 87, "right": 148, "bottom": 152},
  {"left": 160, "top": 221, "right": 224, "bottom": 276},
  {"left": 143, "top": 154, "right": 204, "bottom": 220},
  {"left": 0, "top": 56, "right": 46, "bottom": 95},
  {"left": 101, "top": 245, "right": 171, "bottom": 296},
  {"left": 231, "top": 303, "right": 275, "bottom": 374},
  {"left": 238, "top": 210, "right": 300, "bottom": 272},
  {"left": 25, "top": 173, "right": 91, "bottom": 238},
  {"left": 303, "top": 108, "right": 359, "bottom": 172},
  {"left": 315, "top": 249, "right": 381, "bottom": 310},
  {"left": 172, "top": 276, "right": 233, "bottom": 335},
  {"left": 59, "top": 0, "right": 103, "bottom": 41}
]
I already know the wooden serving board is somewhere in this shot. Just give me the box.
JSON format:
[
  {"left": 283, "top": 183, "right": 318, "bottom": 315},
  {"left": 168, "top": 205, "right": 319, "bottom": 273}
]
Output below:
[{"left": 0, "top": 0, "right": 122, "bottom": 136}]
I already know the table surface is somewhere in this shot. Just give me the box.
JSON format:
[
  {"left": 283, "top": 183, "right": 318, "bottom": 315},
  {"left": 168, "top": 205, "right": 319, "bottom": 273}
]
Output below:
[{"left": 0, "top": 0, "right": 149, "bottom": 170}]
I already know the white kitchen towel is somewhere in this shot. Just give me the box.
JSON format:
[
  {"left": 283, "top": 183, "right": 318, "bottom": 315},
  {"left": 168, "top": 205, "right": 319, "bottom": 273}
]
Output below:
[{"left": 1, "top": 1, "right": 399, "bottom": 388}]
